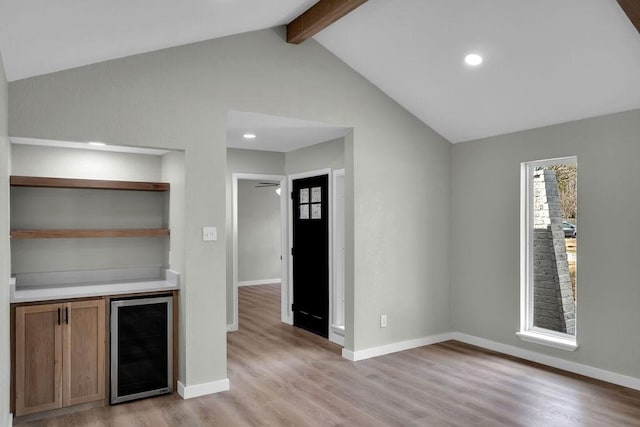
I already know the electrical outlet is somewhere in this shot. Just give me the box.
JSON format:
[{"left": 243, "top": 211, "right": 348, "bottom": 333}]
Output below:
[
  {"left": 202, "top": 226, "right": 217, "bottom": 241},
  {"left": 380, "top": 314, "right": 388, "bottom": 328}
]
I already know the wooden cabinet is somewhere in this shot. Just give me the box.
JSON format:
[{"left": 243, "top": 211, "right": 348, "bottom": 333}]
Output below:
[
  {"left": 63, "top": 300, "right": 106, "bottom": 407},
  {"left": 14, "top": 303, "right": 62, "bottom": 415},
  {"left": 14, "top": 299, "right": 106, "bottom": 416}
]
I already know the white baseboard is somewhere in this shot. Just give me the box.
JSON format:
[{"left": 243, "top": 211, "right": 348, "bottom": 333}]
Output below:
[
  {"left": 340, "top": 331, "right": 640, "bottom": 392},
  {"left": 177, "top": 378, "right": 230, "bottom": 399},
  {"left": 8, "top": 413, "right": 13, "bottom": 427},
  {"left": 238, "top": 278, "right": 280, "bottom": 287},
  {"left": 330, "top": 324, "right": 345, "bottom": 346},
  {"left": 329, "top": 332, "right": 344, "bottom": 346},
  {"left": 227, "top": 323, "right": 238, "bottom": 332},
  {"left": 342, "top": 333, "right": 454, "bottom": 361},
  {"left": 452, "top": 332, "right": 640, "bottom": 391}
]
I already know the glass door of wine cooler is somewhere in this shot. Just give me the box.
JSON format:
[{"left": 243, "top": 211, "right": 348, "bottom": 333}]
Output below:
[{"left": 110, "top": 296, "right": 173, "bottom": 404}]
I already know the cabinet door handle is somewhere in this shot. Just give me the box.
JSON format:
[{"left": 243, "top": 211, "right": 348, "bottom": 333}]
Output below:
[
  {"left": 65, "top": 307, "right": 69, "bottom": 324},
  {"left": 57, "top": 308, "right": 61, "bottom": 325}
]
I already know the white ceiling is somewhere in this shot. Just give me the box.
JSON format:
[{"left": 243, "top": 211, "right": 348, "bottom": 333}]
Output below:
[
  {"left": 1, "top": 0, "right": 640, "bottom": 143},
  {"left": 315, "top": 0, "right": 640, "bottom": 142},
  {"left": 227, "top": 111, "right": 350, "bottom": 152},
  {"left": 0, "top": 0, "right": 316, "bottom": 81}
]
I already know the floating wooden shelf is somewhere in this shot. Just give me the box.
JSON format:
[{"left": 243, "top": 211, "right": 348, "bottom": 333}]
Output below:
[
  {"left": 11, "top": 229, "right": 170, "bottom": 239},
  {"left": 10, "top": 176, "right": 169, "bottom": 192}
]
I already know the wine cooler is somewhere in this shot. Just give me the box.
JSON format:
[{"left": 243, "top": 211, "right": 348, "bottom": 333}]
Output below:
[{"left": 110, "top": 296, "right": 173, "bottom": 404}]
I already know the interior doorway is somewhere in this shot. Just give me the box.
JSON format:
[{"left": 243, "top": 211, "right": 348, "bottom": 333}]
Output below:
[{"left": 231, "top": 173, "right": 287, "bottom": 331}]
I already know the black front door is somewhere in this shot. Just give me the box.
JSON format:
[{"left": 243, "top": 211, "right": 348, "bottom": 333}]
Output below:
[{"left": 292, "top": 175, "right": 329, "bottom": 338}]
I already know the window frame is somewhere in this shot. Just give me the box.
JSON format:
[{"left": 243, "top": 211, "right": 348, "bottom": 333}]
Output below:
[{"left": 518, "top": 156, "right": 578, "bottom": 352}]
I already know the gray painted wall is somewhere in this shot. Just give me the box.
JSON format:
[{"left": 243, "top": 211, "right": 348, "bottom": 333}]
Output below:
[
  {"left": 452, "top": 108, "right": 640, "bottom": 379},
  {"left": 8, "top": 27, "right": 451, "bottom": 390},
  {"left": 0, "top": 53, "right": 10, "bottom": 426},
  {"left": 237, "top": 179, "right": 281, "bottom": 283},
  {"left": 10, "top": 144, "right": 162, "bottom": 181},
  {"left": 226, "top": 148, "right": 285, "bottom": 324},
  {"left": 285, "top": 137, "right": 344, "bottom": 175}
]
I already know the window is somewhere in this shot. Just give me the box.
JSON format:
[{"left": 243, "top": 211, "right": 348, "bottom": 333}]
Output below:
[{"left": 518, "top": 157, "right": 578, "bottom": 351}]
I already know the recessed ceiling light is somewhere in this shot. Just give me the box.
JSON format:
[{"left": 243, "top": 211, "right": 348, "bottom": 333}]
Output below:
[
  {"left": 88, "top": 141, "right": 106, "bottom": 146},
  {"left": 464, "top": 53, "right": 483, "bottom": 66},
  {"left": 243, "top": 133, "right": 257, "bottom": 140}
]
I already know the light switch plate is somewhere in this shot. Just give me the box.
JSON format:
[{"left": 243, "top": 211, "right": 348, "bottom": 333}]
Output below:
[
  {"left": 380, "top": 314, "right": 388, "bottom": 328},
  {"left": 202, "top": 226, "right": 217, "bottom": 241}
]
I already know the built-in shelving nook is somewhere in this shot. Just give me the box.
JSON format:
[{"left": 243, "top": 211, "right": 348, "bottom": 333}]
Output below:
[{"left": 8, "top": 141, "right": 185, "bottom": 300}]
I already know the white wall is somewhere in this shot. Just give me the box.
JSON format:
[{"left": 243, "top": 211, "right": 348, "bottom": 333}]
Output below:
[
  {"left": 8, "top": 27, "right": 451, "bottom": 392},
  {"left": 452, "top": 108, "right": 640, "bottom": 380},
  {"left": 237, "top": 179, "right": 281, "bottom": 283},
  {"left": 0, "top": 52, "right": 11, "bottom": 426}
]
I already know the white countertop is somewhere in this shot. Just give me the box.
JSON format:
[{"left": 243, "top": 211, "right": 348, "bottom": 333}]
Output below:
[{"left": 10, "top": 270, "right": 180, "bottom": 303}]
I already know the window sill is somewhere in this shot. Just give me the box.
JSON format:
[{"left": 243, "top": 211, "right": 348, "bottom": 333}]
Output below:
[{"left": 516, "top": 330, "right": 578, "bottom": 352}]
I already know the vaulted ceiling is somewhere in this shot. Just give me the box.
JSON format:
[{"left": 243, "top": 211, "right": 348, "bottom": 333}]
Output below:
[
  {"left": 1, "top": 0, "right": 639, "bottom": 143},
  {"left": 315, "top": 0, "right": 640, "bottom": 142}
]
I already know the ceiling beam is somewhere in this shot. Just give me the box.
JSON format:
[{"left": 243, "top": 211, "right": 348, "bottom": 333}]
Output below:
[
  {"left": 618, "top": 0, "right": 640, "bottom": 33},
  {"left": 287, "top": 0, "right": 368, "bottom": 44}
]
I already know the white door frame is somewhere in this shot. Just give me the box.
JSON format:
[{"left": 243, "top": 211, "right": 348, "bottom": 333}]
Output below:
[
  {"left": 231, "top": 173, "right": 288, "bottom": 331},
  {"left": 287, "top": 168, "right": 334, "bottom": 335},
  {"left": 330, "top": 169, "right": 345, "bottom": 345}
]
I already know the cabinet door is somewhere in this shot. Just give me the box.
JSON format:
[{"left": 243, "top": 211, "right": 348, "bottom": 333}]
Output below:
[
  {"left": 63, "top": 299, "right": 106, "bottom": 406},
  {"left": 15, "top": 303, "right": 63, "bottom": 416}
]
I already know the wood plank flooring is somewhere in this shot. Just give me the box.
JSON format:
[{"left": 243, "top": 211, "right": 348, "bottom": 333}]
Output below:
[{"left": 17, "top": 283, "right": 640, "bottom": 426}]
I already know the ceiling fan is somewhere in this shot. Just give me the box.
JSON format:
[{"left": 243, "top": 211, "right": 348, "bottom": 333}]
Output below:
[
  {"left": 255, "top": 181, "right": 281, "bottom": 195},
  {"left": 255, "top": 181, "right": 279, "bottom": 188}
]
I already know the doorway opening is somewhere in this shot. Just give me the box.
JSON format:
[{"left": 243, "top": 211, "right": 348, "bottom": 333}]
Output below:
[
  {"left": 231, "top": 173, "right": 288, "bottom": 331},
  {"left": 226, "top": 109, "right": 351, "bottom": 346}
]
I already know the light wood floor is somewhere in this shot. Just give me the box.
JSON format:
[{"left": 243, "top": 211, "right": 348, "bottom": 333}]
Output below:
[{"left": 18, "top": 283, "right": 640, "bottom": 426}]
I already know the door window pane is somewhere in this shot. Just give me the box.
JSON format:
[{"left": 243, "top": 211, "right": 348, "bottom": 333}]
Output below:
[
  {"left": 299, "top": 204, "right": 309, "bottom": 219},
  {"left": 300, "top": 188, "right": 309, "bottom": 203},
  {"left": 311, "top": 187, "right": 322, "bottom": 203},
  {"left": 311, "top": 203, "right": 321, "bottom": 219}
]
